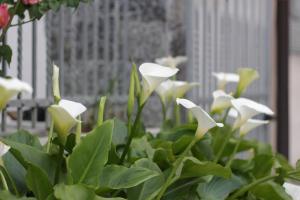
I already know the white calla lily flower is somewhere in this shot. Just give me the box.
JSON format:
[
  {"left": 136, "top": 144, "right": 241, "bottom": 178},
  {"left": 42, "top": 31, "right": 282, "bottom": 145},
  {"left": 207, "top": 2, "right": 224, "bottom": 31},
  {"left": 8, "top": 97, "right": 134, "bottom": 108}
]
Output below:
[
  {"left": 228, "top": 109, "right": 269, "bottom": 135},
  {"left": 236, "top": 68, "right": 259, "bottom": 96},
  {"left": 0, "top": 141, "right": 10, "bottom": 157},
  {"left": 283, "top": 182, "right": 300, "bottom": 200},
  {"left": 48, "top": 99, "right": 87, "bottom": 143},
  {"left": 211, "top": 90, "right": 234, "bottom": 113},
  {"left": 155, "top": 56, "right": 187, "bottom": 68},
  {"left": 212, "top": 72, "right": 239, "bottom": 90},
  {"left": 156, "top": 80, "right": 199, "bottom": 105},
  {"left": 0, "top": 77, "right": 32, "bottom": 110},
  {"left": 139, "top": 63, "right": 179, "bottom": 104},
  {"left": 230, "top": 98, "right": 274, "bottom": 129},
  {"left": 176, "top": 98, "right": 223, "bottom": 139}
]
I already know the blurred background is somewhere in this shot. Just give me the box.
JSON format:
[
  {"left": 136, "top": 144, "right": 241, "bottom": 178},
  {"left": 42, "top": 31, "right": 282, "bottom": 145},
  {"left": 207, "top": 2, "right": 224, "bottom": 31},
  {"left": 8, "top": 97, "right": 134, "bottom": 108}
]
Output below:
[{"left": 2, "top": 0, "right": 298, "bottom": 164}]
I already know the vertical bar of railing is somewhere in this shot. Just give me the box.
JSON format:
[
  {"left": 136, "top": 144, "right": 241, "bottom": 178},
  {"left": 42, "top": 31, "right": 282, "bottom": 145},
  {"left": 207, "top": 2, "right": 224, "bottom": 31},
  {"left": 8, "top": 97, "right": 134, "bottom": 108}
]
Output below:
[
  {"left": 31, "top": 20, "right": 37, "bottom": 128},
  {"left": 59, "top": 8, "right": 65, "bottom": 96},
  {"left": 1, "top": 37, "right": 7, "bottom": 132},
  {"left": 17, "top": 18, "right": 23, "bottom": 129}
]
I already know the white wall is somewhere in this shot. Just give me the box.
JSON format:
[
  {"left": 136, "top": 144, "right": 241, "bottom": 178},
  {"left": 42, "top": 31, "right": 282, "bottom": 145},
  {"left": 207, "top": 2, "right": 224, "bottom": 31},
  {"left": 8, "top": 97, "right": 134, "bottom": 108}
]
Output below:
[{"left": 6, "top": 17, "right": 47, "bottom": 99}]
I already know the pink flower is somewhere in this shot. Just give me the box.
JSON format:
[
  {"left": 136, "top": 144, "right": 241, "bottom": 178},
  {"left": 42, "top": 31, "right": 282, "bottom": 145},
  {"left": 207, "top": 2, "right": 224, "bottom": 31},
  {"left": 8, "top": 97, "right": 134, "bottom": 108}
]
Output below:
[
  {"left": 0, "top": 4, "right": 10, "bottom": 29},
  {"left": 22, "top": 0, "right": 40, "bottom": 5}
]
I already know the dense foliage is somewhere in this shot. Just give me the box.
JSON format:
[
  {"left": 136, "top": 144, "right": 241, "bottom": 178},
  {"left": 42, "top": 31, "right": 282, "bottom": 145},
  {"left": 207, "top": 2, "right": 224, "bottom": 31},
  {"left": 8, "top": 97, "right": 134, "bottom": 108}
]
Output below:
[{"left": 0, "top": 59, "right": 299, "bottom": 200}]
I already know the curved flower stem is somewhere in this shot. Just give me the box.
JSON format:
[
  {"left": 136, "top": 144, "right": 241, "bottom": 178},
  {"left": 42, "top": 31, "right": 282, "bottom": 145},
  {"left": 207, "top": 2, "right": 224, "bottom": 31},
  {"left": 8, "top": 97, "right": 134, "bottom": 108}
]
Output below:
[
  {"left": 214, "top": 129, "right": 235, "bottom": 163},
  {"left": 0, "top": 166, "right": 19, "bottom": 195},
  {"left": 225, "top": 135, "right": 243, "bottom": 168},
  {"left": 119, "top": 104, "right": 145, "bottom": 164},
  {"left": 0, "top": 170, "right": 8, "bottom": 191},
  {"left": 46, "top": 120, "right": 54, "bottom": 153},
  {"left": 75, "top": 116, "right": 82, "bottom": 144},
  {"left": 164, "top": 177, "right": 203, "bottom": 196},
  {"left": 9, "top": 18, "right": 35, "bottom": 27},
  {"left": 228, "top": 174, "right": 278, "bottom": 200},
  {"left": 159, "top": 97, "right": 167, "bottom": 122},
  {"left": 156, "top": 138, "right": 199, "bottom": 200},
  {"left": 55, "top": 145, "right": 64, "bottom": 184},
  {"left": 174, "top": 104, "right": 180, "bottom": 125}
]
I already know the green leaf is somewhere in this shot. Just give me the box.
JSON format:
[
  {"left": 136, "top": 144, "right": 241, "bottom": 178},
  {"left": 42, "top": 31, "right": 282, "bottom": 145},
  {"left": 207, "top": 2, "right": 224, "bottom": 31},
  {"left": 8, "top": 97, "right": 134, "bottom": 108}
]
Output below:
[
  {"left": 54, "top": 184, "right": 95, "bottom": 200},
  {"left": 0, "top": 190, "right": 35, "bottom": 200},
  {"left": 25, "top": 164, "right": 53, "bottom": 200},
  {"left": 99, "top": 165, "right": 159, "bottom": 189},
  {"left": 128, "top": 159, "right": 165, "bottom": 200},
  {"left": 68, "top": 120, "right": 113, "bottom": 187},
  {"left": 197, "top": 176, "right": 245, "bottom": 200},
  {"left": 1, "top": 139, "right": 57, "bottom": 182},
  {"left": 129, "top": 136, "right": 155, "bottom": 161},
  {"left": 179, "top": 157, "right": 231, "bottom": 179},
  {"left": 2, "top": 130, "right": 43, "bottom": 195},
  {"left": 250, "top": 181, "right": 292, "bottom": 200},
  {"left": 157, "top": 124, "right": 197, "bottom": 141},
  {"left": 0, "top": 45, "right": 12, "bottom": 64},
  {"left": 95, "top": 197, "right": 126, "bottom": 200},
  {"left": 172, "top": 135, "right": 193, "bottom": 155},
  {"left": 111, "top": 118, "right": 127, "bottom": 146},
  {"left": 252, "top": 154, "right": 274, "bottom": 178}
]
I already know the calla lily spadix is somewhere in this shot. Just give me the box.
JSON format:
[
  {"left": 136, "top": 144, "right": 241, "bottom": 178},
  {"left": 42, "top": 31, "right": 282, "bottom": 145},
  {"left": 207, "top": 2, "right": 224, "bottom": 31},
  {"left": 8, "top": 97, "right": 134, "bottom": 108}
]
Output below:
[
  {"left": 229, "top": 109, "right": 269, "bottom": 135},
  {"left": 0, "top": 141, "right": 10, "bottom": 157},
  {"left": 0, "top": 77, "right": 32, "bottom": 110},
  {"left": 48, "top": 99, "right": 87, "bottom": 143},
  {"left": 139, "top": 63, "right": 179, "bottom": 105},
  {"left": 211, "top": 90, "right": 234, "bottom": 113},
  {"left": 52, "top": 64, "right": 61, "bottom": 102},
  {"left": 236, "top": 68, "right": 259, "bottom": 97},
  {"left": 212, "top": 72, "right": 239, "bottom": 90},
  {"left": 230, "top": 98, "right": 274, "bottom": 129},
  {"left": 176, "top": 98, "right": 223, "bottom": 139},
  {"left": 156, "top": 80, "right": 199, "bottom": 105},
  {"left": 155, "top": 56, "right": 187, "bottom": 68}
]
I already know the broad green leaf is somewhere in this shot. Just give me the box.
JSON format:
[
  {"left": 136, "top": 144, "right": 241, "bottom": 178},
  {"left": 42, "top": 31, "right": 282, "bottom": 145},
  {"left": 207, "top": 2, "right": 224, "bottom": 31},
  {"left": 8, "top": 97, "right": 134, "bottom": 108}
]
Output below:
[
  {"left": 192, "top": 134, "right": 214, "bottom": 161},
  {"left": 2, "top": 130, "right": 42, "bottom": 195},
  {"left": 275, "top": 154, "right": 293, "bottom": 171},
  {"left": 197, "top": 176, "right": 245, "bottom": 200},
  {"left": 95, "top": 197, "right": 126, "bottom": 200},
  {"left": 157, "top": 124, "right": 197, "bottom": 141},
  {"left": 68, "top": 120, "right": 113, "bottom": 187},
  {"left": 54, "top": 184, "right": 95, "bottom": 200},
  {"left": 130, "top": 136, "right": 155, "bottom": 161},
  {"left": 178, "top": 157, "right": 231, "bottom": 179},
  {"left": 250, "top": 181, "right": 292, "bottom": 200},
  {"left": 252, "top": 154, "right": 274, "bottom": 178},
  {"left": 1, "top": 139, "right": 57, "bottom": 182},
  {"left": 231, "top": 159, "right": 253, "bottom": 173},
  {"left": 0, "top": 190, "right": 35, "bottom": 200},
  {"left": 111, "top": 118, "right": 127, "bottom": 146},
  {"left": 99, "top": 165, "right": 159, "bottom": 189},
  {"left": 25, "top": 164, "right": 53, "bottom": 200},
  {"left": 128, "top": 159, "right": 165, "bottom": 200}
]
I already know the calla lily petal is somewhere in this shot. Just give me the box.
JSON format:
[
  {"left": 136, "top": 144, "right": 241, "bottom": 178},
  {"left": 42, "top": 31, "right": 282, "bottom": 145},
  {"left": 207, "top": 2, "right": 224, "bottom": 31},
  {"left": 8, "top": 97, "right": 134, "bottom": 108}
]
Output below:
[
  {"left": 0, "top": 141, "right": 10, "bottom": 157},
  {"left": 155, "top": 56, "right": 187, "bottom": 68},
  {"left": 139, "top": 63, "right": 179, "bottom": 104},
  {"left": 212, "top": 72, "right": 239, "bottom": 90},
  {"left": 236, "top": 68, "right": 259, "bottom": 96},
  {"left": 240, "top": 119, "right": 269, "bottom": 136},
  {"left": 283, "top": 182, "right": 300, "bottom": 200},
  {"left": 0, "top": 77, "right": 32, "bottom": 110},
  {"left": 48, "top": 99, "right": 87, "bottom": 143},
  {"left": 176, "top": 98, "right": 223, "bottom": 139},
  {"left": 231, "top": 98, "right": 274, "bottom": 129},
  {"left": 211, "top": 90, "right": 234, "bottom": 113}
]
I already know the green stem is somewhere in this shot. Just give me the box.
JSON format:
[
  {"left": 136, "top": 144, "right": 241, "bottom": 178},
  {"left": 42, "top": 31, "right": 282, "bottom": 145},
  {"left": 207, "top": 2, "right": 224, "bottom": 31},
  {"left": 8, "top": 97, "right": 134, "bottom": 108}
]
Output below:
[
  {"left": 214, "top": 129, "right": 235, "bottom": 163},
  {"left": 159, "top": 98, "right": 167, "bottom": 122},
  {"left": 75, "top": 116, "right": 82, "bottom": 144},
  {"left": 55, "top": 145, "right": 64, "bottom": 184},
  {"left": 228, "top": 174, "right": 278, "bottom": 200},
  {"left": 174, "top": 104, "right": 180, "bottom": 125},
  {"left": 0, "top": 170, "right": 8, "bottom": 191},
  {"left": 225, "top": 135, "right": 243, "bottom": 168},
  {"left": 9, "top": 18, "right": 35, "bottom": 27},
  {"left": 0, "top": 166, "right": 19, "bottom": 196},
  {"left": 119, "top": 104, "right": 145, "bottom": 164},
  {"left": 46, "top": 120, "right": 54, "bottom": 153},
  {"left": 222, "top": 108, "right": 230, "bottom": 123},
  {"left": 156, "top": 139, "right": 198, "bottom": 199},
  {"left": 97, "top": 96, "right": 107, "bottom": 126}
]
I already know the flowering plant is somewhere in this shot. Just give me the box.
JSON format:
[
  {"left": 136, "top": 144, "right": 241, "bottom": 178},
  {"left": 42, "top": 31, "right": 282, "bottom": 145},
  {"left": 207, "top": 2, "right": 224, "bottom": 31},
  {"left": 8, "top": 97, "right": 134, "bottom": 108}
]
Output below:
[
  {"left": 0, "top": 59, "right": 299, "bottom": 200},
  {"left": 0, "top": 0, "right": 88, "bottom": 67}
]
